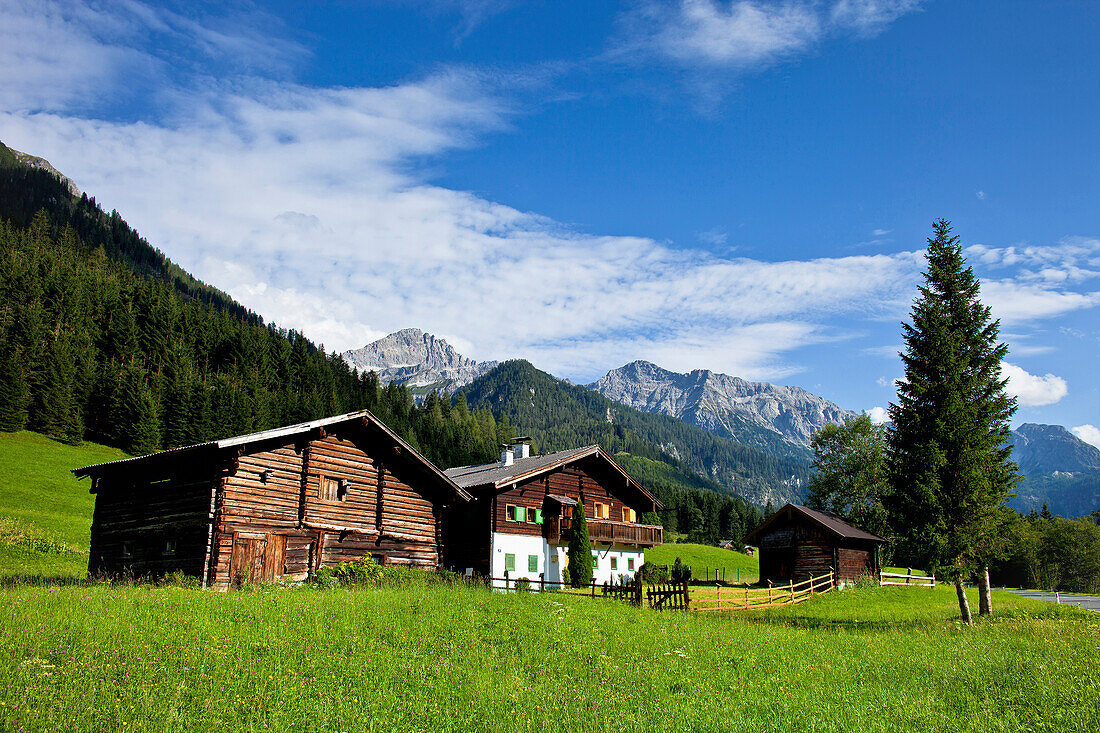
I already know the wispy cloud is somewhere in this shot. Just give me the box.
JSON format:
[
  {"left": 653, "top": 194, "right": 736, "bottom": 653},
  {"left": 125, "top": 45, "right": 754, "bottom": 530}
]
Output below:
[
  {"left": 1001, "top": 362, "right": 1068, "bottom": 407},
  {"left": 612, "top": 0, "right": 921, "bottom": 71}
]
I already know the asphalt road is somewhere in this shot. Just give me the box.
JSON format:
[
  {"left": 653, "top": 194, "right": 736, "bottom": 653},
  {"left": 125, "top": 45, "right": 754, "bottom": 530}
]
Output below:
[{"left": 1009, "top": 589, "right": 1100, "bottom": 612}]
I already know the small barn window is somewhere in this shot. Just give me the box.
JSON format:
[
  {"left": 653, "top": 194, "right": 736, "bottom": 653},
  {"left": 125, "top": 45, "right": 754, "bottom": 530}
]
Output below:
[
  {"left": 594, "top": 502, "right": 610, "bottom": 520},
  {"left": 611, "top": 557, "right": 618, "bottom": 571},
  {"left": 505, "top": 553, "right": 516, "bottom": 573},
  {"left": 164, "top": 540, "right": 176, "bottom": 556},
  {"left": 562, "top": 505, "right": 573, "bottom": 520},
  {"left": 337, "top": 481, "right": 349, "bottom": 501},
  {"left": 528, "top": 555, "right": 538, "bottom": 573},
  {"left": 319, "top": 476, "right": 344, "bottom": 502},
  {"left": 525, "top": 508, "right": 538, "bottom": 524},
  {"left": 260, "top": 469, "right": 272, "bottom": 484},
  {"left": 506, "top": 504, "right": 518, "bottom": 522},
  {"left": 622, "top": 508, "right": 636, "bottom": 523},
  {"left": 121, "top": 541, "right": 133, "bottom": 558},
  {"left": 371, "top": 553, "right": 386, "bottom": 566},
  {"left": 628, "top": 558, "right": 635, "bottom": 571}
]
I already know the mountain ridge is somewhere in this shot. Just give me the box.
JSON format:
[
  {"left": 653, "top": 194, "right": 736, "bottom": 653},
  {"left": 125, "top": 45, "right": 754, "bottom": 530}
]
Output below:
[
  {"left": 342, "top": 328, "right": 497, "bottom": 393},
  {"left": 590, "top": 359, "right": 858, "bottom": 449}
]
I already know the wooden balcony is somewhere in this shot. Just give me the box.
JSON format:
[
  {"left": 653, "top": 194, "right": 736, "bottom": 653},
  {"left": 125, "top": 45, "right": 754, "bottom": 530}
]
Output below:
[{"left": 545, "top": 517, "right": 663, "bottom": 548}]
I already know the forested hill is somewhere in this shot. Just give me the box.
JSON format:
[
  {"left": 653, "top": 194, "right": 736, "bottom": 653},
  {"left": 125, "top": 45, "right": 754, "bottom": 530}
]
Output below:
[
  {"left": 0, "top": 144, "right": 505, "bottom": 469},
  {"left": 0, "top": 141, "right": 252, "bottom": 323},
  {"left": 460, "top": 360, "right": 811, "bottom": 507}
]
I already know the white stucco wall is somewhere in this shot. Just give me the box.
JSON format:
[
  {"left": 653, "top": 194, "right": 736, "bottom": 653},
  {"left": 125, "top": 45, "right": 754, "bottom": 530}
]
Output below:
[{"left": 491, "top": 532, "right": 649, "bottom": 590}]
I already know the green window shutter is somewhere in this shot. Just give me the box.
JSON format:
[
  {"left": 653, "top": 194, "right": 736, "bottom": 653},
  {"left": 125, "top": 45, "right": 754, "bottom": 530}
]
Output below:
[
  {"left": 505, "top": 554, "right": 515, "bottom": 573},
  {"left": 528, "top": 555, "right": 538, "bottom": 573},
  {"left": 535, "top": 508, "right": 543, "bottom": 524},
  {"left": 515, "top": 506, "right": 526, "bottom": 522}
]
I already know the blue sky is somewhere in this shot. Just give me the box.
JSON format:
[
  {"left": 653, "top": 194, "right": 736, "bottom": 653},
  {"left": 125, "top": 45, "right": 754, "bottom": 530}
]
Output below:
[{"left": 1, "top": 0, "right": 1097, "bottom": 443}]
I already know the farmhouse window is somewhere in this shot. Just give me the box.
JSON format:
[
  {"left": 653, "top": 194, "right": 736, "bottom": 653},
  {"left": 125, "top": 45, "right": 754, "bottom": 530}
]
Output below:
[
  {"left": 121, "top": 541, "right": 133, "bottom": 558},
  {"left": 164, "top": 540, "right": 176, "bottom": 556},
  {"left": 505, "top": 553, "right": 516, "bottom": 573},
  {"left": 594, "top": 502, "right": 610, "bottom": 520},
  {"left": 622, "top": 508, "right": 636, "bottom": 523},
  {"left": 610, "top": 557, "right": 618, "bottom": 571},
  {"left": 528, "top": 555, "right": 538, "bottom": 573},
  {"left": 562, "top": 506, "right": 573, "bottom": 520},
  {"left": 591, "top": 551, "right": 599, "bottom": 569},
  {"left": 320, "top": 476, "right": 344, "bottom": 502},
  {"left": 628, "top": 558, "right": 635, "bottom": 571},
  {"left": 526, "top": 507, "right": 538, "bottom": 524},
  {"left": 506, "top": 504, "right": 517, "bottom": 521}
]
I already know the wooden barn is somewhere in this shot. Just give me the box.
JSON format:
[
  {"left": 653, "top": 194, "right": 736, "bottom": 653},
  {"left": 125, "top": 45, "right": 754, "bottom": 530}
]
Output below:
[
  {"left": 442, "top": 440, "right": 663, "bottom": 587},
  {"left": 73, "top": 410, "right": 471, "bottom": 588},
  {"left": 744, "top": 503, "right": 884, "bottom": 584}
]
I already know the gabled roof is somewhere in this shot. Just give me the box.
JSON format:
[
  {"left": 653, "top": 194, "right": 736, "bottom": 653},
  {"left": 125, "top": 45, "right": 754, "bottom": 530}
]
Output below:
[
  {"left": 72, "top": 409, "right": 471, "bottom": 501},
  {"left": 444, "top": 445, "right": 662, "bottom": 509},
  {"left": 744, "top": 503, "right": 885, "bottom": 545}
]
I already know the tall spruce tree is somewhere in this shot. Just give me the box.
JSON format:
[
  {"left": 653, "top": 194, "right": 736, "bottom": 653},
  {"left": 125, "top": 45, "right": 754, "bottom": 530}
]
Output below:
[
  {"left": 567, "top": 506, "right": 594, "bottom": 588},
  {"left": 885, "top": 220, "right": 1019, "bottom": 624}
]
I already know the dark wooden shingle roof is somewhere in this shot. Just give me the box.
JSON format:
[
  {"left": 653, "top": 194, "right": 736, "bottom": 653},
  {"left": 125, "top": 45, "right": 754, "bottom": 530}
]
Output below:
[{"left": 744, "top": 503, "right": 885, "bottom": 545}]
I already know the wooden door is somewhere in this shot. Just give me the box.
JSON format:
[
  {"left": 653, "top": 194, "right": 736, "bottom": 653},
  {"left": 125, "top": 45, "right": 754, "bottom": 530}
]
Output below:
[
  {"left": 230, "top": 534, "right": 265, "bottom": 587},
  {"left": 229, "top": 533, "right": 287, "bottom": 586},
  {"left": 261, "top": 534, "right": 287, "bottom": 582}
]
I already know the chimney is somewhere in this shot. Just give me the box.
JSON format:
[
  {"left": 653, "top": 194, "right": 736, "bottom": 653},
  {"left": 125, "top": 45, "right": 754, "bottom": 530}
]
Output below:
[
  {"left": 511, "top": 436, "right": 531, "bottom": 460},
  {"left": 500, "top": 446, "right": 514, "bottom": 467}
]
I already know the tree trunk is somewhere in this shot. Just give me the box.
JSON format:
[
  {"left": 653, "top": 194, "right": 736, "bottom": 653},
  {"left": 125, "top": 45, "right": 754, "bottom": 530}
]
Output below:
[
  {"left": 978, "top": 566, "right": 992, "bottom": 616},
  {"left": 955, "top": 578, "right": 973, "bottom": 625}
]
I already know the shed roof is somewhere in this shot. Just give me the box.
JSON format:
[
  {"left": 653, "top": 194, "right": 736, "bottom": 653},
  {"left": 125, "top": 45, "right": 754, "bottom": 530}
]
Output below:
[
  {"left": 72, "top": 409, "right": 471, "bottom": 501},
  {"left": 444, "top": 445, "right": 662, "bottom": 509},
  {"left": 743, "top": 503, "right": 885, "bottom": 545}
]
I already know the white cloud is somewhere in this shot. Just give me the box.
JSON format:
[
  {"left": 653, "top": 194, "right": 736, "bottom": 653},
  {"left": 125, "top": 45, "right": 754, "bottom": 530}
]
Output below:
[
  {"left": 1071, "top": 425, "right": 1100, "bottom": 450},
  {"left": 872, "top": 228, "right": 891, "bottom": 237},
  {"left": 866, "top": 406, "right": 888, "bottom": 424},
  {"left": 875, "top": 376, "right": 892, "bottom": 387},
  {"left": 614, "top": 0, "right": 920, "bottom": 70},
  {"left": 831, "top": 0, "right": 922, "bottom": 35},
  {"left": 980, "top": 280, "right": 1100, "bottom": 326},
  {"left": 976, "top": 190, "right": 986, "bottom": 200},
  {"left": 697, "top": 227, "right": 729, "bottom": 246},
  {"left": 1000, "top": 362, "right": 1068, "bottom": 407}
]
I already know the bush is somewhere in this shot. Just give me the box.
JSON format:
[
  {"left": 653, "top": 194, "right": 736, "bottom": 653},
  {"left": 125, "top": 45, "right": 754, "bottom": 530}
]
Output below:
[
  {"left": 671, "top": 557, "right": 692, "bottom": 584},
  {"left": 636, "top": 562, "right": 669, "bottom": 585},
  {"left": 514, "top": 577, "right": 531, "bottom": 593}
]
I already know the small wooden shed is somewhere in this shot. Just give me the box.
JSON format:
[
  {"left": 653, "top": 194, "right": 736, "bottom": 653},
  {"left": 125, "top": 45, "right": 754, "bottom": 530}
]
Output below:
[{"left": 744, "top": 503, "right": 884, "bottom": 584}]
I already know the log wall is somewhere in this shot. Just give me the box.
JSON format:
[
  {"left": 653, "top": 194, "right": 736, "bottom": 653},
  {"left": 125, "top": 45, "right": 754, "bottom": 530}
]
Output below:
[
  {"left": 209, "top": 428, "right": 446, "bottom": 589},
  {"left": 88, "top": 467, "right": 216, "bottom": 579}
]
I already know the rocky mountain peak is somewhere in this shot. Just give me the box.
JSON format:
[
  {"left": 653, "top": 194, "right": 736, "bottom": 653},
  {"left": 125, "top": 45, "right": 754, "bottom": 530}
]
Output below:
[
  {"left": 7, "top": 146, "right": 81, "bottom": 196},
  {"left": 341, "top": 329, "right": 496, "bottom": 392},
  {"left": 591, "top": 361, "right": 857, "bottom": 447}
]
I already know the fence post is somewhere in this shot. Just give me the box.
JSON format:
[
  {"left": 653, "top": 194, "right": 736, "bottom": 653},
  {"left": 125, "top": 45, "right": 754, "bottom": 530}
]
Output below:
[
  {"left": 634, "top": 576, "right": 643, "bottom": 607},
  {"left": 768, "top": 580, "right": 773, "bottom": 605},
  {"left": 591, "top": 578, "right": 596, "bottom": 598},
  {"left": 683, "top": 580, "right": 690, "bottom": 611},
  {"left": 789, "top": 578, "right": 794, "bottom": 603},
  {"left": 540, "top": 572, "right": 545, "bottom": 593},
  {"left": 504, "top": 570, "right": 509, "bottom": 591},
  {"left": 744, "top": 582, "right": 749, "bottom": 609},
  {"left": 931, "top": 574, "right": 935, "bottom": 588},
  {"left": 907, "top": 568, "right": 912, "bottom": 586},
  {"left": 717, "top": 582, "right": 722, "bottom": 611}
]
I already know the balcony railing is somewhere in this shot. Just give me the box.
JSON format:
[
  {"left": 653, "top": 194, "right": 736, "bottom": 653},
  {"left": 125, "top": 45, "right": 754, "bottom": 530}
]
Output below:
[{"left": 545, "top": 517, "right": 663, "bottom": 547}]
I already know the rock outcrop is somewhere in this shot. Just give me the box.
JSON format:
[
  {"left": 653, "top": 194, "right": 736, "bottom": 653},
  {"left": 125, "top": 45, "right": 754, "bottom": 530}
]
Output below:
[{"left": 342, "top": 328, "right": 496, "bottom": 392}]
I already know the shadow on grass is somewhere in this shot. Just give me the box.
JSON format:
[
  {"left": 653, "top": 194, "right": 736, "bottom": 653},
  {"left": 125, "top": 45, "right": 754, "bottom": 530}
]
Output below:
[{"left": 0, "top": 573, "right": 91, "bottom": 588}]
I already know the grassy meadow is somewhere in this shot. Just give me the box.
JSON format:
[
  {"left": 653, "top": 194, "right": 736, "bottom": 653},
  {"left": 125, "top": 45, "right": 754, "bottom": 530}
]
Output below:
[
  {"left": 0, "top": 432, "right": 127, "bottom": 579},
  {"left": 1, "top": 580, "right": 1096, "bottom": 732},
  {"left": 647, "top": 541, "right": 759, "bottom": 582}
]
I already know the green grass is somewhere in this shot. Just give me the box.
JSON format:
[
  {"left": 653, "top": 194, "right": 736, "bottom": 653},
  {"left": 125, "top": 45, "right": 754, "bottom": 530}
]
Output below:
[
  {"left": 0, "top": 580, "right": 1095, "bottom": 732},
  {"left": 0, "top": 431, "right": 127, "bottom": 578},
  {"left": 647, "top": 542, "right": 759, "bottom": 582}
]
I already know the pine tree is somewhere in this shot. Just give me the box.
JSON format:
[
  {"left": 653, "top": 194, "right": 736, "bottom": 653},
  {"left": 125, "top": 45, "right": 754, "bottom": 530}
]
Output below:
[
  {"left": 567, "top": 506, "right": 594, "bottom": 588},
  {"left": 0, "top": 343, "right": 29, "bottom": 431},
  {"left": 885, "top": 220, "right": 1020, "bottom": 624}
]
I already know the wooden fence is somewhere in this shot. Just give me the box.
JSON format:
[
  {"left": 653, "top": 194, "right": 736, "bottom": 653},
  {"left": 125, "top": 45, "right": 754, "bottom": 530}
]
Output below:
[
  {"left": 879, "top": 569, "right": 935, "bottom": 588},
  {"left": 690, "top": 572, "right": 835, "bottom": 612}
]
